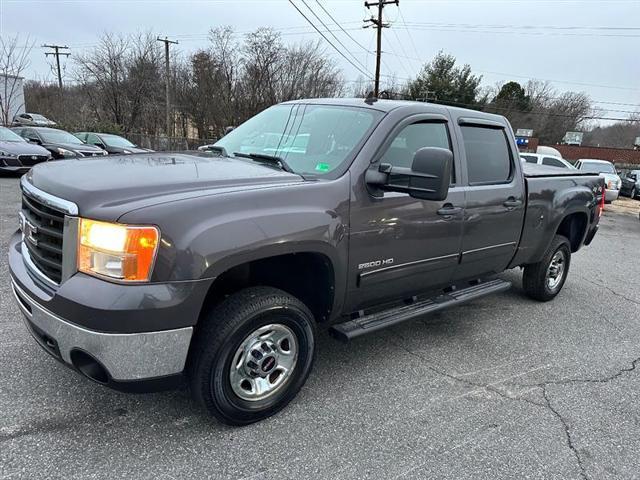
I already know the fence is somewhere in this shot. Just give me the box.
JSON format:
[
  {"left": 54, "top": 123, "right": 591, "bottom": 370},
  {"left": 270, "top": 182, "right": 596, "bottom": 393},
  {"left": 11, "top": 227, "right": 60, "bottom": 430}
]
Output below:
[{"left": 125, "top": 133, "right": 218, "bottom": 152}]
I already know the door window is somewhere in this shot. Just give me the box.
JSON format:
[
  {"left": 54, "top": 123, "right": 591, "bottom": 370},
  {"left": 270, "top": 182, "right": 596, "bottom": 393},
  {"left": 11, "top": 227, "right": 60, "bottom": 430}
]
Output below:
[
  {"left": 87, "top": 134, "right": 101, "bottom": 145},
  {"left": 380, "top": 121, "right": 454, "bottom": 183},
  {"left": 22, "top": 129, "right": 40, "bottom": 142},
  {"left": 542, "top": 157, "right": 566, "bottom": 168},
  {"left": 520, "top": 154, "right": 538, "bottom": 163},
  {"left": 461, "top": 126, "right": 513, "bottom": 185}
]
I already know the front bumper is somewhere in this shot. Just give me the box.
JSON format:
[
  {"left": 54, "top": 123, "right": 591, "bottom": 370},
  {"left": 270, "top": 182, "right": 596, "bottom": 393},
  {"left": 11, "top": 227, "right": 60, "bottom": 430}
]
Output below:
[
  {"left": 9, "top": 231, "right": 210, "bottom": 385},
  {"left": 605, "top": 188, "right": 619, "bottom": 202},
  {"left": 11, "top": 279, "right": 192, "bottom": 382},
  {"left": 0, "top": 165, "right": 29, "bottom": 173}
]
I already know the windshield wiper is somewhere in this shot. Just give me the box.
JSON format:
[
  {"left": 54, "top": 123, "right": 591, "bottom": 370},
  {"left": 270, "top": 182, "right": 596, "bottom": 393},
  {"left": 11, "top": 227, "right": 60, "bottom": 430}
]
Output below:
[{"left": 233, "top": 152, "right": 295, "bottom": 174}]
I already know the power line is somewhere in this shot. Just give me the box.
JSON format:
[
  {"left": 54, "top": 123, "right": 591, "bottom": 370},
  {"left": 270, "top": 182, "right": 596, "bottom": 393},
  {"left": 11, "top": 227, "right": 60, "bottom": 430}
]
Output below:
[
  {"left": 314, "top": 1, "right": 371, "bottom": 53},
  {"left": 397, "top": 6, "right": 421, "bottom": 61},
  {"left": 299, "top": 0, "right": 368, "bottom": 72},
  {"left": 288, "top": 0, "right": 372, "bottom": 79}
]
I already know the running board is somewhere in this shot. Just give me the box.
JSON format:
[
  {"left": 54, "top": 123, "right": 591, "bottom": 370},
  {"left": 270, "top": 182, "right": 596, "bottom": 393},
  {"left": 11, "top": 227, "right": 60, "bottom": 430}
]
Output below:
[{"left": 330, "top": 279, "right": 512, "bottom": 342}]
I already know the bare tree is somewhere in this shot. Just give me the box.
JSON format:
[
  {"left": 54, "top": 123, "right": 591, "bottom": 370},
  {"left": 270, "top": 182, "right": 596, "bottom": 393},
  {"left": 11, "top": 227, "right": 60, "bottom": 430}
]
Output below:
[
  {"left": 74, "top": 32, "right": 164, "bottom": 133},
  {"left": 0, "top": 35, "right": 34, "bottom": 125}
]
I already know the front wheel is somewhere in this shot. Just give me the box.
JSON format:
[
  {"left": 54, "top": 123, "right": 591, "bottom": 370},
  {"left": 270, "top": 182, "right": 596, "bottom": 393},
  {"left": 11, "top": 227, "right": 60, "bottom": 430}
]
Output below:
[
  {"left": 631, "top": 186, "right": 637, "bottom": 199},
  {"left": 522, "top": 235, "right": 571, "bottom": 302},
  {"left": 188, "top": 287, "right": 316, "bottom": 425}
]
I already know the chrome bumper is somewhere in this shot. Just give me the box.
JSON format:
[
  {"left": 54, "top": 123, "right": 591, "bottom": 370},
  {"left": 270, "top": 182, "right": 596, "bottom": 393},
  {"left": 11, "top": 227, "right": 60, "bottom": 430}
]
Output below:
[
  {"left": 605, "top": 188, "right": 619, "bottom": 202},
  {"left": 11, "top": 279, "right": 193, "bottom": 381}
]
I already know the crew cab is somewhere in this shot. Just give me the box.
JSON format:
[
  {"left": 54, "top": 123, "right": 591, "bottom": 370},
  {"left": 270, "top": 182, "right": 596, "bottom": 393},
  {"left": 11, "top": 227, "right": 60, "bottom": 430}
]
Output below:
[{"left": 8, "top": 98, "right": 604, "bottom": 425}]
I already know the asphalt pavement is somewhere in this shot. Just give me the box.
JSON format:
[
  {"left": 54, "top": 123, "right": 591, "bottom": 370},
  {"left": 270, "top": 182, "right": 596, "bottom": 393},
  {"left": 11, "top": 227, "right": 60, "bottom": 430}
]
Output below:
[{"left": 1, "top": 175, "right": 639, "bottom": 480}]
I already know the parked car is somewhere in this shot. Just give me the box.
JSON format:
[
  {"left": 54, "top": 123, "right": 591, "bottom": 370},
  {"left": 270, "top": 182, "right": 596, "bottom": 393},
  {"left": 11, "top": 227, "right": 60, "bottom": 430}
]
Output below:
[
  {"left": 620, "top": 170, "right": 640, "bottom": 199},
  {"left": 11, "top": 112, "right": 57, "bottom": 127},
  {"left": 520, "top": 153, "right": 575, "bottom": 169},
  {"left": 74, "top": 132, "right": 153, "bottom": 155},
  {"left": 0, "top": 126, "right": 51, "bottom": 174},
  {"left": 11, "top": 127, "right": 108, "bottom": 159},
  {"left": 9, "top": 98, "right": 604, "bottom": 426},
  {"left": 575, "top": 159, "right": 621, "bottom": 202}
]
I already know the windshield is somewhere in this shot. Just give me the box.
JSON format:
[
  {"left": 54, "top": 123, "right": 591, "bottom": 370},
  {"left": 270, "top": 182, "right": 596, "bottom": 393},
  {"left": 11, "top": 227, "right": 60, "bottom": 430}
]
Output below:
[
  {"left": 39, "top": 129, "right": 84, "bottom": 144},
  {"left": 0, "top": 127, "right": 26, "bottom": 142},
  {"left": 580, "top": 161, "right": 616, "bottom": 174},
  {"left": 214, "top": 104, "right": 382, "bottom": 176},
  {"left": 102, "top": 134, "right": 135, "bottom": 148}
]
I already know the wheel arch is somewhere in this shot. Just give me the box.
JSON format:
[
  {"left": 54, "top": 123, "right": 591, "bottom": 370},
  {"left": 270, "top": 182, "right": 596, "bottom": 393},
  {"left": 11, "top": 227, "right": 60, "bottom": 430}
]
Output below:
[{"left": 197, "top": 247, "right": 340, "bottom": 327}]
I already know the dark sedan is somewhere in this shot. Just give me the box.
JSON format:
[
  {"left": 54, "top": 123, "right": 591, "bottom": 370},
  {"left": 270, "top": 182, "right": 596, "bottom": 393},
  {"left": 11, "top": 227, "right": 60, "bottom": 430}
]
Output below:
[
  {"left": 74, "top": 132, "right": 152, "bottom": 155},
  {"left": 0, "top": 126, "right": 52, "bottom": 174},
  {"left": 11, "top": 127, "right": 108, "bottom": 159},
  {"left": 620, "top": 170, "right": 640, "bottom": 199}
]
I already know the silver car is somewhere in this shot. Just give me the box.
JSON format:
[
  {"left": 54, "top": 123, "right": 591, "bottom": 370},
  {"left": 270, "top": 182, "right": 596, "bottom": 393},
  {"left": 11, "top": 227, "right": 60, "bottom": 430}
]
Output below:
[
  {"left": 11, "top": 112, "right": 57, "bottom": 127},
  {"left": 575, "top": 159, "right": 621, "bottom": 202}
]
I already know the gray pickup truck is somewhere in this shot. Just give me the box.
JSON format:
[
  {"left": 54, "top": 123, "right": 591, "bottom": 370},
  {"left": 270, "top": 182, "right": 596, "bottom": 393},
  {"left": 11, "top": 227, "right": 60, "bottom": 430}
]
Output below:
[{"left": 9, "top": 98, "right": 604, "bottom": 425}]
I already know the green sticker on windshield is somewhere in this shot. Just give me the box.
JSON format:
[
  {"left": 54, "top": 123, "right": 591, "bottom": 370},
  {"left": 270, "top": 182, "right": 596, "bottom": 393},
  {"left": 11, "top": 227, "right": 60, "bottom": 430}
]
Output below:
[{"left": 315, "top": 162, "right": 330, "bottom": 173}]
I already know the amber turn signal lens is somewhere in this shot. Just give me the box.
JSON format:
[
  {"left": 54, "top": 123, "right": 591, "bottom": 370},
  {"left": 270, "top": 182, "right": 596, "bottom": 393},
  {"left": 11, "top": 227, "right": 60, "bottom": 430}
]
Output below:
[{"left": 78, "top": 218, "right": 159, "bottom": 282}]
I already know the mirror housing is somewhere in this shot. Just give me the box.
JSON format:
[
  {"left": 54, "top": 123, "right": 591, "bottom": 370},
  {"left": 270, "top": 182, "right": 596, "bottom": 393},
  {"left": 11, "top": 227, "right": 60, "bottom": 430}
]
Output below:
[{"left": 366, "top": 147, "right": 453, "bottom": 201}]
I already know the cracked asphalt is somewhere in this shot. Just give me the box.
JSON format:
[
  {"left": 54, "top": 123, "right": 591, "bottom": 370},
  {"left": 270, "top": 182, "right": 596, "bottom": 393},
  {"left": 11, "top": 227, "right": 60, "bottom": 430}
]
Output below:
[{"left": 1, "top": 175, "right": 639, "bottom": 480}]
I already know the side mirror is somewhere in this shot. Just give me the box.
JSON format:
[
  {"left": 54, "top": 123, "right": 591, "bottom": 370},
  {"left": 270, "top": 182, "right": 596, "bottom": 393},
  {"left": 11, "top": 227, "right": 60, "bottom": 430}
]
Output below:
[{"left": 366, "top": 147, "right": 453, "bottom": 201}]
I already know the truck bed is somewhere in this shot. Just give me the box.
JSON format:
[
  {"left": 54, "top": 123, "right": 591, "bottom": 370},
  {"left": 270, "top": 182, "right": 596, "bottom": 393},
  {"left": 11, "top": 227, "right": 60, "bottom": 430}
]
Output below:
[
  {"left": 522, "top": 163, "right": 593, "bottom": 178},
  {"left": 509, "top": 168, "right": 603, "bottom": 268}
]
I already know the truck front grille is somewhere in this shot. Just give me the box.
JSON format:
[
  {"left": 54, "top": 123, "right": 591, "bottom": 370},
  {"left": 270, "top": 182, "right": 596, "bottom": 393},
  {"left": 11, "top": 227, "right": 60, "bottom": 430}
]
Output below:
[{"left": 21, "top": 192, "right": 65, "bottom": 284}]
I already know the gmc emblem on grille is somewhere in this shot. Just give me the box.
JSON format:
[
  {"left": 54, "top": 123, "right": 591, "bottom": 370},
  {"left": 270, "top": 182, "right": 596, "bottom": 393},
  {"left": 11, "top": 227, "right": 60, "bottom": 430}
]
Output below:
[{"left": 24, "top": 219, "right": 38, "bottom": 246}]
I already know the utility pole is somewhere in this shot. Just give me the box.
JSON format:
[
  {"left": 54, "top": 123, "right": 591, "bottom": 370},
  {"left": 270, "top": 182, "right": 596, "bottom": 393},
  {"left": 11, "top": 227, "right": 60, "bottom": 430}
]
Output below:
[
  {"left": 364, "top": 0, "right": 398, "bottom": 97},
  {"left": 43, "top": 44, "right": 70, "bottom": 89},
  {"left": 157, "top": 37, "right": 178, "bottom": 138}
]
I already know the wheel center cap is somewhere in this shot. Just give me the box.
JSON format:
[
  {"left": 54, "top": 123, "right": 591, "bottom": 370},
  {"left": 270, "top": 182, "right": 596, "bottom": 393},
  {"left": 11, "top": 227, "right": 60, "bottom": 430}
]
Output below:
[{"left": 261, "top": 356, "right": 276, "bottom": 373}]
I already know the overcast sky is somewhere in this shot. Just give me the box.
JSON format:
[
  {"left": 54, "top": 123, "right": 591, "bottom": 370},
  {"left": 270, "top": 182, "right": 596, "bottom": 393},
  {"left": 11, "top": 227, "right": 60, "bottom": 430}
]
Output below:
[{"left": 2, "top": 0, "right": 639, "bottom": 122}]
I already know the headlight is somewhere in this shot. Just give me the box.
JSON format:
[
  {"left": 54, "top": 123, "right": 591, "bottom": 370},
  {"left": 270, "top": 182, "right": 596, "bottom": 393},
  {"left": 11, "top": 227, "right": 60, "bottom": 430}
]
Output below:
[
  {"left": 121, "top": 149, "right": 131, "bottom": 154},
  {"left": 0, "top": 150, "right": 17, "bottom": 158},
  {"left": 78, "top": 218, "right": 159, "bottom": 282},
  {"left": 56, "top": 147, "right": 76, "bottom": 157}
]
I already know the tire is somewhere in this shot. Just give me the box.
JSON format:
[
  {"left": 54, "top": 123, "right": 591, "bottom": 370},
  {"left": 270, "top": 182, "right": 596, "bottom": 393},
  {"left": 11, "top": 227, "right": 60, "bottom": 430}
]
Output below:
[
  {"left": 632, "top": 186, "right": 637, "bottom": 199},
  {"left": 188, "top": 286, "right": 317, "bottom": 425},
  {"left": 522, "top": 235, "right": 571, "bottom": 302}
]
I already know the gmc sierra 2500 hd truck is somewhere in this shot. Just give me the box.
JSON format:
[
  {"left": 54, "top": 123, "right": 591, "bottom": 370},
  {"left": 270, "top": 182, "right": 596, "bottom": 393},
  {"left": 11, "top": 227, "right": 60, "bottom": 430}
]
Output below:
[{"left": 9, "top": 98, "right": 604, "bottom": 425}]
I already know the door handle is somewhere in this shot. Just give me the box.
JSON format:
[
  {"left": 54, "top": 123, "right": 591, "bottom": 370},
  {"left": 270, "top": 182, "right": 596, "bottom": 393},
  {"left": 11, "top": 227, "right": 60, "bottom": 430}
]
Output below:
[
  {"left": 503, "top": 198, "right": 523, "bottom": 209},
  {"left": 437, "top": 205, "right": 463, "bottom": 216}
]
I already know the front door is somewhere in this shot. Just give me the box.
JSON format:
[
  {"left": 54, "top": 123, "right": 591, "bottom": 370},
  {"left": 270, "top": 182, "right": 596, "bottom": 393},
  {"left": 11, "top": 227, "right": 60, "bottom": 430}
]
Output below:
[{"left": 346, "top": 115, "right": 465, "bottom": 312}]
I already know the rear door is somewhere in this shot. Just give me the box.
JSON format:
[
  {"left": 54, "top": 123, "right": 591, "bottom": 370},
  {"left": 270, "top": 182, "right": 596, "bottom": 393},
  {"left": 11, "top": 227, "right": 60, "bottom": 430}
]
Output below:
[{"left": 453, "top": 117, "right": 526, "bottom": 280}]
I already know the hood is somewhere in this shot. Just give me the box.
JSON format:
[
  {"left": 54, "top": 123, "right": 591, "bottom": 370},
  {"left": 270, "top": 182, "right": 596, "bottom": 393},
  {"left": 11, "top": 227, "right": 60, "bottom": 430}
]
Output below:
[
  {"left": 109, "top": 146, "right": 151, "bottom": 154},
  {"left": 0, "top": 140, "right": 50, "bottom": 156},
  {"left": 599, "top": 172, "right": 621, "bottom": 186},
  {"left": 26, "top": 152, "right": 304, "bottom": 220},
  {"left": 45, "top": 142, "right": 104, "bottom": 153}
]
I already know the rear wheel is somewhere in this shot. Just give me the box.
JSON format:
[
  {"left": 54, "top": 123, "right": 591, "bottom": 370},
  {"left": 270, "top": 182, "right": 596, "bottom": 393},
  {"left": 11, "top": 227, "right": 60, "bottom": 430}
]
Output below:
[
  {"left": 522, "top": 235, "right": 571, "bottom": 302},
  {"left": 631, "top": 186, "right": 637, "bottom": 199},
  {"left": 188, "top": 286, "right": 316, "bottom": 425}
]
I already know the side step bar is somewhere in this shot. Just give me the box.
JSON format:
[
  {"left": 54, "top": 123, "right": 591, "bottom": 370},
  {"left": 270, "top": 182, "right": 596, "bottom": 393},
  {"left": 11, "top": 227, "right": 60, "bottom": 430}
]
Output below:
[{"left": 330, "top": 279, "right": 511, "bottom": 342}]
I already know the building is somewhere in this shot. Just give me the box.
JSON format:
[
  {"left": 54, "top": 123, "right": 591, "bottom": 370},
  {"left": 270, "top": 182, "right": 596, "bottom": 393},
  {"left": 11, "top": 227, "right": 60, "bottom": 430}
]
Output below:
[{"left": 0, "top": 73, "right": 26, "bottom": 126}]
